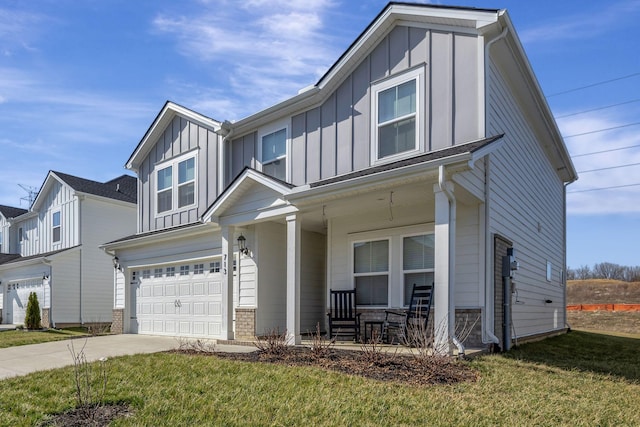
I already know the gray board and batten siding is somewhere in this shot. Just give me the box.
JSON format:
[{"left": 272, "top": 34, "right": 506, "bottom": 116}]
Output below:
[
  {"left": 228, "top": 25, "right": 481, "bottom": 185},
  {"left": 139, "top": 115, "right": 222, "bottom": 233}
]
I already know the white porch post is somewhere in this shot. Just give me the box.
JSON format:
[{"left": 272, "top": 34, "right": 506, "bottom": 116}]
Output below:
[
  {"left": 434, "top": 184, "right": 452, "bottom": 355},
  {"left": 221, "top": 225, "right": 235, "bottom": 340},
  {"left": 286, "top": 214, "right": 301, "bottom": 345}
]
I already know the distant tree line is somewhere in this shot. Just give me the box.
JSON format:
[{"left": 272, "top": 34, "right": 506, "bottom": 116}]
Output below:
[{"left": 567, "top": 262, "right": 640, "bottom": 282}]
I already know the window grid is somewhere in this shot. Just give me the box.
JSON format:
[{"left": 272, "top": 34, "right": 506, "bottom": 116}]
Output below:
[
  {"left": 180, "top": 265, "right": 190, "bottom": 276},
  {"left": 153, "top": 268, "right": 163, "bottom": 278},
  {"left": 194, "top": 263, "right": 204, "bottom": 275},
  {"left": 142, "top": 269, "right": 151, "bottom": 279},
  {"left": 166, "top": 267, "right": 175, "bottom": 277},
  {"left": 209, "top": 261, "right": 220, "bottom": 273}
]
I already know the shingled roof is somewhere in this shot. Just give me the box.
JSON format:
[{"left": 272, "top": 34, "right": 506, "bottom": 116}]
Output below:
[
  {"left": 0, "top": 205, "right": 28, "bottom": 219},
  {"left": 52, "top": 172, "right": 137, "bottom": 204}
]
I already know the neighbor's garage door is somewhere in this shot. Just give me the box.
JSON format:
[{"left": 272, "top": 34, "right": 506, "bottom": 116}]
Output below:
[
  {"left": 133, "top": 261, "right": 224, "bottom": 338},
  {"left": 5, "top": 278, "right": 45, "bottom": 325}
]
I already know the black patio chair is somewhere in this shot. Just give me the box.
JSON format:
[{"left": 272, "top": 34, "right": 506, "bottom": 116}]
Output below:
[
  {"left": 383, "top": 283, "right": 433, "bottom": 344},
  {"left": 327, "top": 289, "right": 361, "bottom": 341}
]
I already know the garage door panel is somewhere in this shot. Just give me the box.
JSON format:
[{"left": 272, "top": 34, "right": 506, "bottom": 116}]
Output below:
[{"left": 133, "top": 266, "right": 225, "bottom": 338}]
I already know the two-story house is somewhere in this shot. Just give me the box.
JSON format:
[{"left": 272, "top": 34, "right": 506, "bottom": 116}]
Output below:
[
  {"left": 103, "top": 3, "right": 577, "bottom": 354},
  {"left": 0, "top": 171, "right": 137, "bottom": 327}
]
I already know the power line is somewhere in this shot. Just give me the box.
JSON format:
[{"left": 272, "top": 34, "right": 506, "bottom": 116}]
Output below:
[
  {"left": 567, "top": 183, "right": 640, "bottom": 193},
  {"left": 572, "top": 143, "right": 640, "bottom": 158},
  {"left": 555, "top": 99, "right": 640, "bottom": 119},
  {"left": 577, "top": 162, "right": 640, "bottom": 174},
  {"left": 563, "top": 121, "right": 640, "bottom": 138},
  {"left": 547, "top": 72, "right": 640, "bottom": 97}
]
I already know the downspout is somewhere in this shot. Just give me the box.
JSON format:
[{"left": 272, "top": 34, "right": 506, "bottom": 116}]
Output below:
[
  {"left": 43, "top": 258, "right": 53, "bottom": 328},
  {"left": 218, "top": 121, "right": 234, "bottom": 194},
  {"left": 438, "top": 165, "right": 464, "bottom": 357},
  {"left": 483, "top": 24, "right": 509, "bottom": 347}
]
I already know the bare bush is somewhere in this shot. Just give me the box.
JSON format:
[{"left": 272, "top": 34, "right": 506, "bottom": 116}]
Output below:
[
  {"left": 254, "top": 328, "right": 288, "bottom": 356},
  {"left": 359, "top": 329, "right": 386, "bottom": 364},
  {"left": 67, "top": 340, "right": 109, "bottom": 417},
  {"left": 307, "top": 323, "right": 334, "bottom": 358},
  {"left": 176, "top": 338, "right": 217, "bottom": 353}
]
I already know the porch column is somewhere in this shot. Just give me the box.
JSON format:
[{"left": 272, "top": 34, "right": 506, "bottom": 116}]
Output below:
[
  {"left": 433, "top": 183, "right": 454, "bottom": 355},
  {"left": 221, "top": 225, "right": 235, "bottom": 340},
  {"left": 286, "top": 214, "right": 301, "bottom": 345}
]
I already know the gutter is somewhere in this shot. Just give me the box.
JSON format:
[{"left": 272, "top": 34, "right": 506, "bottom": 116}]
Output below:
[
  {"left": 438, "top": 165, "right": 464, "bottom": 358},
  {"left": 482, "top": 23, "right": 508, "bottom": 349}
]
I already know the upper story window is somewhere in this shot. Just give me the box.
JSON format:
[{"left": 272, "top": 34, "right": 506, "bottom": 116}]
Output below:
[
  {"left": 52, "top": 211, "right": 61, "bottom": 243},
  {"left": 372, "top": 67, "right": 423, "bottom": 164},
  {"left": 0, "top": 231, "right": 3, "bottom": 253},
  {"left": 18, "top": 227, "right": 23, "bottom": 242},
  {"left": 260, "top": 127, "right": 287, "bottom": 181},
  {"left": 156, "top": 152, "right": 197, "bottom": 215}
]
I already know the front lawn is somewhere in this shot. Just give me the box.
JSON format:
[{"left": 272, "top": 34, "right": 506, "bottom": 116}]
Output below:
[
  {"left": 0, "top": 329, "right": 88, "bottom": 349},
  {"left": 1, "top": 330, "right": 639, "bottom": 426}
]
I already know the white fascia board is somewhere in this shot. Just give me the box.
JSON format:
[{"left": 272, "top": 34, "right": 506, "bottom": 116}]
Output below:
[
  {"left": 74, "top": 192, "right": 136, "bottom": 208},
  {"left": 30, "top": 172, "right": 67, "bottom": 212},
  {"left": 468, "top": 137, "right": 506, "bottom": 168},
  {"left": 202, "top": 169, "right": 293, "bottom": 223},
  {"left": 0, "top": 246, "right": 81, "bottom": 271},
  {"left": 218, "top": 204, "right": 299, "bottom": 227},
  {"left": 126, "top": 102, "right": 222, "bottom": 172},
  {"left": 287, "top": 152, "right": 472, "bottom": 205},
  {"left": 101, "top": 222, "right": 217, "bottom": 252}
]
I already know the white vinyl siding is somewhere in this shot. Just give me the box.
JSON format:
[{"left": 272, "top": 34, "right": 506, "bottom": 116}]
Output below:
[{"left": 487, "top": 60, "right": 566, "bottom": 337}]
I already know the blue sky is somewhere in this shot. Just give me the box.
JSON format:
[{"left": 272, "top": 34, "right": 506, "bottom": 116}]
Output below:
[{"left": 1, "top": 0, "right": 639, "bottom": 269}]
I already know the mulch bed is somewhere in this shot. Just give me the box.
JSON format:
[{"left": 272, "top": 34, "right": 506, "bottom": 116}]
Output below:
[
  {"left": 40, "top": 403, "right": 133, "bottom": 427},
  {"left": 179, "top": 346, "right": 478, "bottom": 386}
]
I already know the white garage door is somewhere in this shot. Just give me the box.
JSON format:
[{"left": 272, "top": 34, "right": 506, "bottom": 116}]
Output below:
[
  {"left": 5, "top": 278, "right": 45, "bottom": 325},
  {"left": 133, "top": 261, "right": 226, "bottom": 338}
]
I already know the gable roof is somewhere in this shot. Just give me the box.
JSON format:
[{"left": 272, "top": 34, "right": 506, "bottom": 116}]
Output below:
[
  {"left": 126, "top": 101, "right": 222, "bottom": 172},
  {"left": 0, "top": 205, "right": 28, "bottom": 220},
  {"left": 30, "top": 171, "right": 137, "bottom": 211},
  {"left": 0, "top": 246, "right": 80, "bottom": 267}
]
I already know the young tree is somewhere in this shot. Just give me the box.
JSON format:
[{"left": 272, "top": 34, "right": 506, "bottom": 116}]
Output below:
[{"left": 25, "top": 292, "right": 42, "bottom": 330}]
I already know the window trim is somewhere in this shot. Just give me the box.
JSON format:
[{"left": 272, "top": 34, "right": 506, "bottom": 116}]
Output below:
[
  {"left": 351, "top": 237, "right": 391, "bottom": 308},
  {"left": 155, "top": 150, "right": 199, "bottom": 217},
  {"left": 258, "top": 120, "right": 289, "bottom": 181},
  {"left": 401, "top": 232, "right": 435, "bottom": 307},
  {"left": 371, "top": 66, "right": 425, "bottom": 165},
  {"left": 52, "top": 210, "right": 61, "bottom": 244}
]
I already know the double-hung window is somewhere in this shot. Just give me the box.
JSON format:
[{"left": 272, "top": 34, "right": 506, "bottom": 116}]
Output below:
[
  {"left": 403, "top": 234, "right": 435, "bottom": 306},
  {"left": 52, "top": 211, "right": 61, "bottom": 243},
  {"left": 156, "top": 153, "right": 197, "bottom": 215},
  {"left": 353, "top": 239, "right": 389, "bottom": 306},
  {"left": 372, "top": 67, "right": 423, "bottom": 163},
  {"left": 261, "top": 128, "right": 287, "bottom": 181}
]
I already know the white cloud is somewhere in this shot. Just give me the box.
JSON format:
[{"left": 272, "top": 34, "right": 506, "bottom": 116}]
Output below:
[
  {"left": 560, "top": 112, "right": 640, "bottom": 214},
  {"left": 520, "top": 0, "right": 640, "bottom": 44},
  {"left": 151, "top": 0, "right": 338, "bottom": 119}
]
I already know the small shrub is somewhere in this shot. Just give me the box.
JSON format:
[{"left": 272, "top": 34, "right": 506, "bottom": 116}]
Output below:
[
  {"left": 308, "top": 322, "right": 334, "bottom": 358},
  {"left": 25, "top": 292, "right": 42, "bottom": 330},
  {"left": 359, "top": 329, "right": 386, "bottom": 364},
  {"left": 254, "top": 327, "right": 288, "bottom": 356},
  {"left": 68, "top": 340, "right": 109, "bottom": 413}
]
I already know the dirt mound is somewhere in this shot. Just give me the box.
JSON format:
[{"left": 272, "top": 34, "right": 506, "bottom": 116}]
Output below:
[{"left": 567, "top": 280, "right": 640, "bottom": 304}]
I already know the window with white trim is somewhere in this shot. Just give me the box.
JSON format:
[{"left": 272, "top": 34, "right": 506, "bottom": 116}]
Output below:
[
  {"left": 194, "top": 263, "right": 204, "bottom": 275},
  {"left": 353, "top": 239, "right": 389, "bottom": 306},
  {"left": 180, "top": 265, "right": 189, "bottom": 276},
  {"left": 261, "top": 128, "right": 287, "bottom": 181},
  {"left": 403, "top": 234, "right": 435, "bottom": 306},
  {"left": 142, "top": 269, "right": 151, "bottom": 279},
  {"left": 0, "top": 231, "right": 3, "bottom": 253},
  {"left": 52, "top": 211, "right": 61, "bottom": 243},
  {"left": 209, "top": 261, "right": 220, "bottom": 273},
  {"left": 153, "top": 268, "right": 163, "bottom": 278},
  {"left": 156, "top": 153, "right": 197, "bottom": 215},
  {"left": 18, "top": 227, "right": 23, "bottom": 242},
  {"left": 372, "top": 68, "right": 423, "bottom": 163},
  {"left": 166, "top": 266, "right": 175, "bottom": 277}
]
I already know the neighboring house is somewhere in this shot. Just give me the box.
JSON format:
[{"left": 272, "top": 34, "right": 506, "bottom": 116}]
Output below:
[
  {"left": 0, "top": 172, "right": 137, "bottom": 327},
  {"left": 102, "top": 3, "right": 577, "bottom": 354}
]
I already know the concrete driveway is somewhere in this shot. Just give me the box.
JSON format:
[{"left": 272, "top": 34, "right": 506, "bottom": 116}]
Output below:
[{"left": 0, "top": 334, "right": 178, "bottom": 380}]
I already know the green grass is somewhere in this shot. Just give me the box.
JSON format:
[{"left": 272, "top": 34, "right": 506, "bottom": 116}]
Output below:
[
  {"left": 0, "top": 328, "right": 88, "bottom": 349},
  {"left": 1, "top": 330, "right": 639, "bottom": 426}
]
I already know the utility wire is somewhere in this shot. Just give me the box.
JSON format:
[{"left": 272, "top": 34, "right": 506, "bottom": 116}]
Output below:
[
  {"left": 577, "top": 162, "right": 640, "bottom": 174},
  {"left": 563, "top": 121, "right": 640, "bottom": 138},
  {"left": 568, "top": 183, "right": 640, "bottom": 193},
  {"left": 572, "top": 143, "right": 640, "bottom": 158},
  {"left": 547, "top": 72, "right": 640, "bottom": 97},
  {"left": 555, "top": 99, "right": 640, "bottom": 119}
]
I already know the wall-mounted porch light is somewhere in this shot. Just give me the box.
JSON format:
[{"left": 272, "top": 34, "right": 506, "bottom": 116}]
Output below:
[
  {"left": 113, "top": 256, "right": 122, "bottom": 271},
  {"left": 237, "top": 234, "right": 249, "bottom": 255}
]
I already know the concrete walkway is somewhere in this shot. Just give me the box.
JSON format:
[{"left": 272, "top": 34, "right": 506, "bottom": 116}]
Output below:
[{"left": 0, "top": 334, "right": 255, "bottom": 380}]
